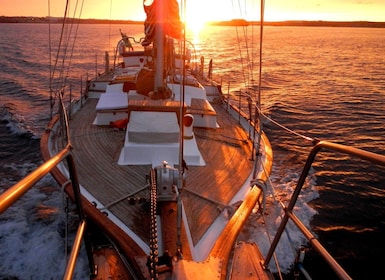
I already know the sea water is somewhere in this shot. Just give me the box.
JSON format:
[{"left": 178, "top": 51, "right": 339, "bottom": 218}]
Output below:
[{"left": 1, "top": 23, "right": 385, "bottom": 279}]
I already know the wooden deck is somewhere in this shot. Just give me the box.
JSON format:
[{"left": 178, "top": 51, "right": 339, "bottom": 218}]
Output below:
[
  {"left": 66, "top": 97, "right": 254, "bottom": 256},
  {"left": 230, "top": 242, "right": 274, "bottom": 280}
]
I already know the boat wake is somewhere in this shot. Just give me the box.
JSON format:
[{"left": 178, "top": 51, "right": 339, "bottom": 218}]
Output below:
[
  {"left": 242, "top": 150, "right": 319, "bottom": 274},
  {"left": 0, "top": 161, "right": 89, "bottom": 279},
  {"left": 1, "top": 105, "right": 34, "bottom": 135},
  {"left": 0, "top": 107, "right": 89, "bottom": 279}
]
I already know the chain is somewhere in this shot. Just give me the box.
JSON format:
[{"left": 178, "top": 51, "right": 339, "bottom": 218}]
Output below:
[{"left": 149, "top": 168, "right": 159, "bottom": 279}]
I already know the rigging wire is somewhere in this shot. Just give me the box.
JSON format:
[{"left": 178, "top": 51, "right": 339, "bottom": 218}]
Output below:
[
  {"left": 49, "top": 0, "right": 69, "bottom": 109},
  {"left": 64, "top": 0, "right": 85, "bottom": 84},
  {"left": 251, "top": 0, "right": 264, "bottom": 177},
  {"left": 232, "top": 1, "right": 249, "bottom": 88},
  {"left": 56, "top": 3, "right": 72, "bottom": 93},
  {"left": 261, "top": 109, "right": 315, "bottom": 143},
  {"left": 49, "top": 0, "right": 84, "bottom": 107},
  {"left": 231, "top": 0, "right": 257, "bottom": 92},
  {"left": 232, "top": 0, "right": 314, "bottom": 276},
  {"left": 228, "top": 1, "right": 287, "bottom": 274},
  {"left": 251, "top": 0, "right": 315, "bottom": 272},
  {"left": 48, "top": 0, "right": 85, "bottom": 146},
  {"left": 48, "top": 0, "right": 53, "bottom": 118},
  {"left": 230, "top": 0, "right": 263, "bottom": 165},
  {"left": 175, "top": 0, "right": 187, "bottom": 257},
  {"left": 58, "top": 0, "right": 83, "bottom": 90},
  {"left": 252, "top": 0, "right": 284, "bottom": 276},
  {"left": 109, "top": 0, "right": 113, "bottom": 51}
]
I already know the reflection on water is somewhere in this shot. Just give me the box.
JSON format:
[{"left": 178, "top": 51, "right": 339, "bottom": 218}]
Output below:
[{"left": 0, "top": 23, "right": 385, "bottom": 279}]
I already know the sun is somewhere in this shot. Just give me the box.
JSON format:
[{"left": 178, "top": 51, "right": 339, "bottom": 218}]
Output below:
[
  {"left": 185, "top": 16, "right": 208, "bottom": 34},
  {"left": 182, "top": 1, "right": 211, "bottom": 34}
]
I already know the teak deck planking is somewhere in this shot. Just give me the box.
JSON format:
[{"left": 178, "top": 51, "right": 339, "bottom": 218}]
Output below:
[{"left": 67, "top": 97, "right": 254, "bottom": 251}]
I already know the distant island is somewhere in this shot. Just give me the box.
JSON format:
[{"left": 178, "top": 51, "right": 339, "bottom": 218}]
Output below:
[
  {"left": 1, "top": 16, "right": 385, "bottom": 28},
  {"left": 0, "top": 16, "right": 142, "bottom": 25}
]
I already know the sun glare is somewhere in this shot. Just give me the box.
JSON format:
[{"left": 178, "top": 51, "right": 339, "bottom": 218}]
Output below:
[
  {"left": 185, "top": 16, "right": 208, "bottom": 34},
  {"left": 182, "top": 2, "right": 211, "bottom": 35}
]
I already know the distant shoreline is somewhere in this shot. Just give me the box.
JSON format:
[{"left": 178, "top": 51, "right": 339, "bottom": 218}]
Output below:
[{"left": 1, "top": 16, "right": 385, "bottom": 28}]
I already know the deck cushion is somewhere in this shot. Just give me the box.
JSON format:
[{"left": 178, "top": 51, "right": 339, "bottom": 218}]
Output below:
[
  {"left": 96, "top": 93, "right": 128, "bottom": 110},
  {"left": 128, "top": 111, "right": 180, "bottom": 143}
]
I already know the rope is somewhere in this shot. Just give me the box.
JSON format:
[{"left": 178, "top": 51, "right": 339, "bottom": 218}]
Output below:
[
  {"left": 250, "top": 178, "right": 267, "bottom": 213},
  {"left": 194, "top": 131, "right": 246, "bottom": 147},
  {"left": 183, "top": 187, "right": 228, "bottom": 209},
  {"left": 230, "top": 89, "right": 315, "bottom": 145},
  {"left": 261, "top": 109, "right": 315, "bottom": 143},
  {"left": 98, "top": 184, "right": 149, "bottom": 210}
]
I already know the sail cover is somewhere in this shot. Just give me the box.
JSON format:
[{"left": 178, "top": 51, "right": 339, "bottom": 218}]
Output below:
[{"left": 142, "top": 0, "right": 182, "bottom": 46}]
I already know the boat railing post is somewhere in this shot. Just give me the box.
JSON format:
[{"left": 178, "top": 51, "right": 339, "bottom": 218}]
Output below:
[
  {"left": 63, "top": 219, "right": 89, "bottom": 280},
  {"left": 66, "top": 153, "right": 96, "bottom": 277},
  {"left": 264, "top": 141, "right": 320, "bottom": 268},
  {"left": 95, "top": 54, "right": 98, "bottom": 78},
  {"left": 227, "top": 81, "right": 230, "bottom": 111},
  {"left": 80, "top": 76, "right": 83, "bottom": 107},
  {"left": 238, "top": 90, "right": 241, "bottom": 123},
  {"left": 288, "top": 211, "right": 352, "bottom": 280},
  {"left": 86, "top": 72, "right": 89, "bottom": 99},
  {"left": 69, "top": 84, "right": 72, "bottom": 120},
  {"left": 83, "top": 72, "right": 89, "bottom": 102},
  {"left": 264, "top": 140, "right": 385, "bottom": 279}
]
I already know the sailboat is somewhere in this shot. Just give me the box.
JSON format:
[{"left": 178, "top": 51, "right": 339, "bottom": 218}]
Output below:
[
  {"left": 1, "top": 0, "right": 385, "bottom": 279},
  {"left": 38, "top": 0, "right": 275, "bottom": 278}
]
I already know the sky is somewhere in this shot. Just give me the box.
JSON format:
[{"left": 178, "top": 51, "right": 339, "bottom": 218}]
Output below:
[{"left": 0, "top": 0, "right": 384, "bottom": 23}]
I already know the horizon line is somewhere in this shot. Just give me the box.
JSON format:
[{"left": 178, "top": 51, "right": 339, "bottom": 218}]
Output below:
[{"left": 1, "top": 16, "right": 385, "bottom": 27}]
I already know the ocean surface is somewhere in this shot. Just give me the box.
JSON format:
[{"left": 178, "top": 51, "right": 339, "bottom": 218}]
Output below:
[{"left": 1, "top": 23, "right": 385, "bottom": 279}]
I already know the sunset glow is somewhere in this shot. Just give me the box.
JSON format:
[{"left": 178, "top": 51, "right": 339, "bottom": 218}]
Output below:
[
  {"left": 182, "top": 1, "right": 211, "bottom": 34},
  {"left": 0, "top": 0, "right": 384, "bottom": 23}
]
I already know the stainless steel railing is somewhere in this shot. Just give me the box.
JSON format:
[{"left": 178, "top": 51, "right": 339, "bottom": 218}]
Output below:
[
  {"left": 263, "top": 140, "right": 385, "bottom": 280},
  {"left": 0, "top": 144, "right": 96, "bottom": 279}
]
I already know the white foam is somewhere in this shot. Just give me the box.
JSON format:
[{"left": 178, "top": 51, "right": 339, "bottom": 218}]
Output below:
[
  {"left": 247, "top": 160, "right": 319, "bottom": 274},
  {"left": 0, "top": 164, "right": 89, "bottom": 279},
  {"left": 1, "top": 106, "right": 38, "bottom": 138}
]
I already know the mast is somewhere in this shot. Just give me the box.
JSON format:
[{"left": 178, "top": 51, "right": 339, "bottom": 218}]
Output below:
[
  {"left": 154, "top": 0, "right": 165, "bottom": 92},
  {"left": 143, "top": 0, "right": 182, "bottom": 97}
]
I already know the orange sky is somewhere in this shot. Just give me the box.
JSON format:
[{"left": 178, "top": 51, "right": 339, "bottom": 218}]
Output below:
[{"left": 0, "top": 0, "right": 384, "bottom": 22}]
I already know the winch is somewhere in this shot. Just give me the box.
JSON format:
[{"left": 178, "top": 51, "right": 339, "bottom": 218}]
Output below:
[{"left": 154, "top": 161, "right": 179, "bottom": 201}]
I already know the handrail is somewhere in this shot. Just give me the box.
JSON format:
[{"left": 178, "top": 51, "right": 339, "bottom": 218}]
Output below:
[
  {"left": 64, "top": 219, "right": 88, "bottom": 280},
  {"left": 263, "top": 140, "right": 385, "bottom": 280},
  {"left": 0, "top": 144, "right": 96, "bottom": 279},
  {"left": 0, "top": 144, "right": 71, "bottom": 214}
]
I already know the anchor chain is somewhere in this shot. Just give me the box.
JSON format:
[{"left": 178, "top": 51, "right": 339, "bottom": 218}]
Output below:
[{"left": 149, "top": 168, "right": 159, "bottom": 279}]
